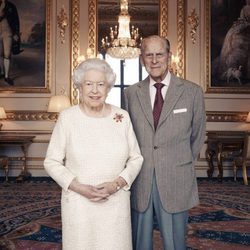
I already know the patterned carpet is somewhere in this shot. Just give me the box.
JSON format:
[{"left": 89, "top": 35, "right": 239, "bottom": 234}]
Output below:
[{"left": 0, "top": 178, "right": 249, "bottom": 250}]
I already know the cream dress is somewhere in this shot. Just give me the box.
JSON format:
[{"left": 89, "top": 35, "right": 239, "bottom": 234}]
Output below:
[{"left": 44, "top": 105, "right": 143, "bottom": 250}]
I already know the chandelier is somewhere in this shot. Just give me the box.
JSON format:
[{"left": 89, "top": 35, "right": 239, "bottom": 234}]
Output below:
[{"left": 101, "top": 0, "right": 141, "bottom": 60}]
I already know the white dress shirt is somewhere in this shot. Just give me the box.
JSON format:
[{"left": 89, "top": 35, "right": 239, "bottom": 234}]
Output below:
[{"left": 149, "top": 71, "right": 171, "bottom": 109}]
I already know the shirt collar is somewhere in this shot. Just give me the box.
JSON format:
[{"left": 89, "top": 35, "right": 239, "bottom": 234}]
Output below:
[{"left": 149, "top": 70, "right": 171, "bottom": 87}]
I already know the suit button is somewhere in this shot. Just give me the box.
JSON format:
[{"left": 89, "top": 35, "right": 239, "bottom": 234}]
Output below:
[{"left": 154, "top": 146, "right": 158, "bottom": 149}]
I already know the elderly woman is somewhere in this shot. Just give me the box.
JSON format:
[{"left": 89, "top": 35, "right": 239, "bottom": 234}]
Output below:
[{"left": 44, "top": 58, "right": 143, "bottom": 250}]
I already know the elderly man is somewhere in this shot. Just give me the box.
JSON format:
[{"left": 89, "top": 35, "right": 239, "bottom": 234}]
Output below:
[{"left": 123, "top": 35, "right": 206, "bottom": 250}]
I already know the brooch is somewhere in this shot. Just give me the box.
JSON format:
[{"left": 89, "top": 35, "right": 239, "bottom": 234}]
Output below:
[{"left": 113, "top": 113, "right": 124, "bottom": 122}]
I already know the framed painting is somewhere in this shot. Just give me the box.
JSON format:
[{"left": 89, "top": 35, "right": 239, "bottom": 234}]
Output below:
[
  {"left": 206, "top": 0, "right": 250, "bottom": 93},
  {"left": 0, "top": 0, "right": 52, "bottom": 93}
]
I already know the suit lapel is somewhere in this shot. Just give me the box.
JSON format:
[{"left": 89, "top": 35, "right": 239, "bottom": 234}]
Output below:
[
  {"left": 136, "top": 78, "right": 154, "bottom": 130},
  {"left": 157, "top": 74, "right": 185, "bottom": 129}
]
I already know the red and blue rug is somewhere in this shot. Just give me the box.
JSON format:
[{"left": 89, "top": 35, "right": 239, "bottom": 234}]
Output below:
[{"left": 0, "top": 178, "right": 249, "bottom": 249}]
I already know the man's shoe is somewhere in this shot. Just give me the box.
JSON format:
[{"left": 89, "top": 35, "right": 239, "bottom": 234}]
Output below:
[{"left": 4, "top": 77, "right": 14, "bottom": 86}]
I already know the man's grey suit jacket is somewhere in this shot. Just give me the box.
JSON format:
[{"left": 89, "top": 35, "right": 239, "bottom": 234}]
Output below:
[{"left": 123, "top": 74, "right": 206, "bottom": 213}]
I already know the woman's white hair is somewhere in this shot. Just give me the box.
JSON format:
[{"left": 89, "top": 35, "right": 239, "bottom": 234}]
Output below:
[{"left": 72, "top": 58, "right": 116, "bottom": 89}]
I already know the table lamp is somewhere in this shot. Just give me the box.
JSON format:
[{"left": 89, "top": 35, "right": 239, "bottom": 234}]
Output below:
[
  {"left": 47, "top": 95, "right": 71, "bottom": 113},
  {"left": 246, "top": 112, "right": 250, "bottom": 123},
  {"left": 0, "top": 107, "right": 7, "bottom": 130}
]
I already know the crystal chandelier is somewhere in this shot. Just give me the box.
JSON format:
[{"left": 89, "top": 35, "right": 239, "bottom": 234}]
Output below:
[{"left": 101, "top": 0, "right": 141, "bottom": 60}]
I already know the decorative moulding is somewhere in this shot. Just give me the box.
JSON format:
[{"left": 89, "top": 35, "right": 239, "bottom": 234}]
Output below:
[
  {"left": 2, "top": 111, "right": 248, "bottom": 123},
  {"left": 206, "top": 111, "right": 248, "bottom": 122},
  {"left": 5, "top": 111, "right": 58, "bottom": 121},
  {"left": 71, "top": 0, "right": 80, "bottom": 105},
  {"left": 187, "top": 8, "right": 199, "bottom": 44},
  {"left": 57, "top": 5, "right": 68, "bottom": 44},
  {"left": 177, "top": 0, "right": 185, "bottom": 78}
]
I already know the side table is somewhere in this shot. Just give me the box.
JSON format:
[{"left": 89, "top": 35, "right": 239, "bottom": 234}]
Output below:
[
  {"left": 0, "top": 156, "right": 9, "bottom": 181},
  {"left": 205, "top": 131, "right": 245, "bottom": 181},
  {"left": 0, "top": 134, "right": 35, "bottom": 181}
]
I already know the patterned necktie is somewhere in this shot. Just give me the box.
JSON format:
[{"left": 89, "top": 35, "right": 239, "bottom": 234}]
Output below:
[{"left": 153, "top": 82, "right": 164, "bottom": 129}]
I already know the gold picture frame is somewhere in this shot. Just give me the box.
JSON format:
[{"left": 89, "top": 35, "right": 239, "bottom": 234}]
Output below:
[
  {"left": 0, "top": 0, "right": 52, "bottom": 93},
  {"left": 90, "top": 0, "right": 185, "bottom": 77},
  {"left": 70, "top": 0, "right": 186, "bottom": 104},
  {"left": 205, "top": 0, "right": 250, "bottom": 94},
  {"left": 71, "top": 0, "right": 80, "bottom": 105},
  {"left": 88, "top": 0, "right": 169, "bottom": 54}
]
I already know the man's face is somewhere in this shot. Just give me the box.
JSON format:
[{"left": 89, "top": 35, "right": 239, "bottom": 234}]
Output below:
[{"left": 140, "top": 38, "right": 171, "bottom": 82}]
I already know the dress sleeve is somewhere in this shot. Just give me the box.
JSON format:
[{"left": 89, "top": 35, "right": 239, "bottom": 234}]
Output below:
[
  {"left": 44, "top": 113, "right": 76, "bottom": 191},
  {"left": 119, "top": 114, "right": 143, "bottom": 190}
]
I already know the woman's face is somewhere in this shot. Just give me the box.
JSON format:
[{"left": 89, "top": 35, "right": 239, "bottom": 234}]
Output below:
[{"left": 79, "top": 69, "right": 110, "bottom": 110}]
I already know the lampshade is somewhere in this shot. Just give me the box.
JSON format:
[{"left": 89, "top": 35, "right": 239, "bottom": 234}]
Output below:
[
  {"left": 246, "top": 112, "right": 250, "bottom": 123},
  {"left": 0, "top": 107, "right": 7, "bottom": 130},
  {"left": 47, "top": 95, "right": 71, "bottom": 113},
  {"left": 0, "top": 107, "right": 7, "bottom": 119}
]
